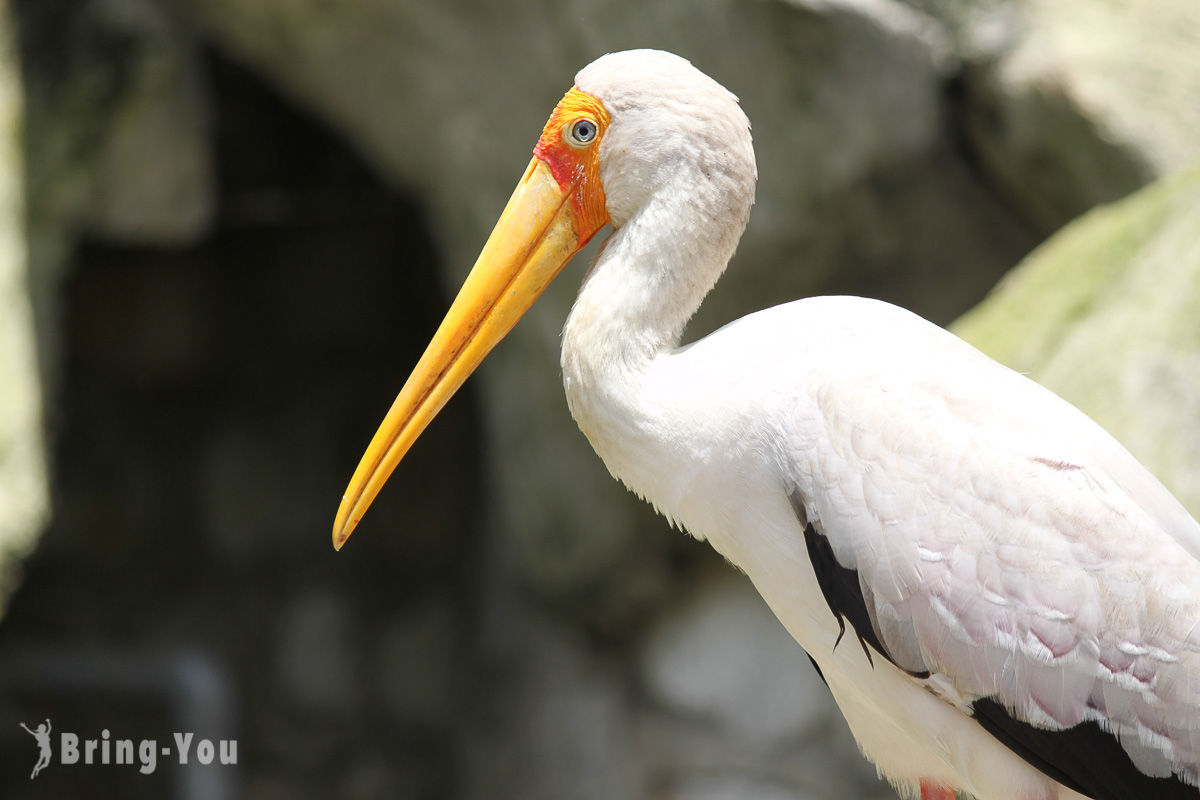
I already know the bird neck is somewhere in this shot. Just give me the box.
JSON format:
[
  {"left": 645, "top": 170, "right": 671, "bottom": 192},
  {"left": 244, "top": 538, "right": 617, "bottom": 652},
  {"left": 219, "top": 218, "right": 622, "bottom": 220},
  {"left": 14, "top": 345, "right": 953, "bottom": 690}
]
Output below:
[
  {"left": 562, "top": 178, "right": 751, "bottom": 377},
  {"left": 560, "top": 178, "right": 751, "bottom": 471}
]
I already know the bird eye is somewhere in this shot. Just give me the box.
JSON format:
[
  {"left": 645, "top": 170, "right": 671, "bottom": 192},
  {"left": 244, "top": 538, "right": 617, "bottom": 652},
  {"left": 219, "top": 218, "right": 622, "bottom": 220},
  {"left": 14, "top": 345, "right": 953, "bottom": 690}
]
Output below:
[{"left": 566, "top": 118, "right": 598, "bottom": 147}]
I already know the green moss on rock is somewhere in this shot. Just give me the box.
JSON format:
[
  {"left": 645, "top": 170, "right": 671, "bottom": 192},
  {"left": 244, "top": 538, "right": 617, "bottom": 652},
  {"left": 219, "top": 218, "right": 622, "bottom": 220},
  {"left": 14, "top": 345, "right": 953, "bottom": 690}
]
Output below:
[{"left": 954, "top": 162, "right": 1200, "bottom": 514}]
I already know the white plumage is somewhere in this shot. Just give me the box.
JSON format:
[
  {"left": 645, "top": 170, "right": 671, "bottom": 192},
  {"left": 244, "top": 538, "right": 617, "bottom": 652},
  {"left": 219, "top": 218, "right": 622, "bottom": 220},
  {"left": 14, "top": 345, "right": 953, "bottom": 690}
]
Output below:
[{"left": 336, "top": 50, "right": 1200, "bottom": 800}]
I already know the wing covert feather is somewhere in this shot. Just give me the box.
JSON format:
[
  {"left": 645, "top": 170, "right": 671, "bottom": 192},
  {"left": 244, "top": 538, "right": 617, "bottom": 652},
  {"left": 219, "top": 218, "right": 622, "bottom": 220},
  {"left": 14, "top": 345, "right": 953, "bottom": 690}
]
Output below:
[{"left": 779, "top": 302, "right": 1200, "bottom": 785}]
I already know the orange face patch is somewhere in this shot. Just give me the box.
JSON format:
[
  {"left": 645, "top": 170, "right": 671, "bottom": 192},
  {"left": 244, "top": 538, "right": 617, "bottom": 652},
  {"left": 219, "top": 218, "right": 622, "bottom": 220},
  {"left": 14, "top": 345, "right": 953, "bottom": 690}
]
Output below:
[{"left": 533, "top": 87, "right": 611, "bottom": 248}]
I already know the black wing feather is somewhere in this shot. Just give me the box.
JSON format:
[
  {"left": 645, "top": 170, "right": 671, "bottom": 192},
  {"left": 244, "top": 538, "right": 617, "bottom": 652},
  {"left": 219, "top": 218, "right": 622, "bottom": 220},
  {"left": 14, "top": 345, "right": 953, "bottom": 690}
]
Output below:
[
  {"left": 790, "top": 490, "right": 928, "bottom": 679},
  {"left": 972, "top": 698, "right": 1199, "bottom": 799}
]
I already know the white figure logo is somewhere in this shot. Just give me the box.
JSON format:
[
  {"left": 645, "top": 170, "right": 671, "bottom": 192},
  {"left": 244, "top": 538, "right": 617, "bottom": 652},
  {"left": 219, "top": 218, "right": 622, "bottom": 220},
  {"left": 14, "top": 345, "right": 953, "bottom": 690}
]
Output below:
[{"left": 20, "top": 719, "right": 52, "bottom": 779}]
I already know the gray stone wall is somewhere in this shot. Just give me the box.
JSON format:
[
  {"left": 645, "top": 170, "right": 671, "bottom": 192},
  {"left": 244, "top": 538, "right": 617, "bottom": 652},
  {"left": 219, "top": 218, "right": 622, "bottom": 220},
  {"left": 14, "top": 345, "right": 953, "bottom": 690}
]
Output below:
[{"left": 0, "top": 0, "right": 48, "bottom": 616}]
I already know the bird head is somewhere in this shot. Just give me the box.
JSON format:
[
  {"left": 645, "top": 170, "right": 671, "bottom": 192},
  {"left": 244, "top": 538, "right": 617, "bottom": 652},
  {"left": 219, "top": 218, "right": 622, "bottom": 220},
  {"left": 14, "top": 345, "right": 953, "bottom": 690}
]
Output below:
[{"left": 332, "top": 50, "right": 754, "bottom": 549}]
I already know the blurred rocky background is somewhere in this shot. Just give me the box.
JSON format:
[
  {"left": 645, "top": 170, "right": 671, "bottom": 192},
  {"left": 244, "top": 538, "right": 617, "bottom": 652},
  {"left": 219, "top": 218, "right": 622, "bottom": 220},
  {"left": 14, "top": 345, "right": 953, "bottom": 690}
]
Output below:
[{"left": 0, "top": 0, "right": 1197, "bottom": 798}]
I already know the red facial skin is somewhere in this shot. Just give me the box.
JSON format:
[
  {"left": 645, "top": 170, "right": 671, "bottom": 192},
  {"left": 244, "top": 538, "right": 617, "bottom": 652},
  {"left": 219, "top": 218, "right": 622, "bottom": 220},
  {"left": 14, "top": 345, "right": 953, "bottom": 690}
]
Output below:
[{"left": 533, "top": 87, "right": 611, "bottom": 248}]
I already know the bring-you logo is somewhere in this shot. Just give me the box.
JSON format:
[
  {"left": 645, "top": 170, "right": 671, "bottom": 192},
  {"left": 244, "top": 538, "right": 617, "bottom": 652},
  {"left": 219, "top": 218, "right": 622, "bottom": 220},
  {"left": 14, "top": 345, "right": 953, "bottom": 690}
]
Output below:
[{"left": 20, "top": 718, "right": 237, "bottom": 778}]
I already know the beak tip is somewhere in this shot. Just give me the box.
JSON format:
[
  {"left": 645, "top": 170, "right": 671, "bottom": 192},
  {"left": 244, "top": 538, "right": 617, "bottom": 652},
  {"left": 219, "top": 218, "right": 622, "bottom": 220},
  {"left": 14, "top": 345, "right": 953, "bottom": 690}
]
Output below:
[
  {"left": 332, "top": 504, "right": 356, "bottom": 551},
  {"left": 332, "top": 525, "right": 352, "bottom": 551}
]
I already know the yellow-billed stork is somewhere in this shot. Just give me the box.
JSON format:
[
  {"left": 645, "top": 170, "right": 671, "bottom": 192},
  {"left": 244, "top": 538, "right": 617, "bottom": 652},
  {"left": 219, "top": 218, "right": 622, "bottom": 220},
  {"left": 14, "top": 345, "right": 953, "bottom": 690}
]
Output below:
[{"left": 332, "top": 50, "right": 1200, "bottom": 800}]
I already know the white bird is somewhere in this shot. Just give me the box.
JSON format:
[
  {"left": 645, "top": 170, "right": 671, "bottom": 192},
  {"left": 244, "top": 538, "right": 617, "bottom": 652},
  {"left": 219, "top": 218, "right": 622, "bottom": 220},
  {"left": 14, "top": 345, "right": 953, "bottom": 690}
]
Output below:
[{"left": 332, "top": 50, "right": 1200, "bottom": 800}]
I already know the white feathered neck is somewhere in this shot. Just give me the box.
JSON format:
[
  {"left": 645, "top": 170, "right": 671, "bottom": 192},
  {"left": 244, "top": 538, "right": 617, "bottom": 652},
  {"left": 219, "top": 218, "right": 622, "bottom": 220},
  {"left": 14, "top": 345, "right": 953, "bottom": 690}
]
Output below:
[{"left": 560, "top": 51, "right": 758, "bottom": 482}]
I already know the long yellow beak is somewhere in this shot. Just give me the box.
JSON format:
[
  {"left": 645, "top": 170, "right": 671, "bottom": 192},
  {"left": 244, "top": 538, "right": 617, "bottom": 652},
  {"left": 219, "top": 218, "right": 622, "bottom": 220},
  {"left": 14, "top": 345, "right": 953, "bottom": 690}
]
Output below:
[{"left": 332, "top": 157, "right": 583, "bottom": 549}]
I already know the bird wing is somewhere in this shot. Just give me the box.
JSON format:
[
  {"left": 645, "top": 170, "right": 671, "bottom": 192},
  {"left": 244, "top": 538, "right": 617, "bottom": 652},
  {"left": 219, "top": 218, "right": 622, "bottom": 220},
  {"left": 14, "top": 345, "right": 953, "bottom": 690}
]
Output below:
[{"left": 778, "top": 299, "right": 1200, "bottom": 795}]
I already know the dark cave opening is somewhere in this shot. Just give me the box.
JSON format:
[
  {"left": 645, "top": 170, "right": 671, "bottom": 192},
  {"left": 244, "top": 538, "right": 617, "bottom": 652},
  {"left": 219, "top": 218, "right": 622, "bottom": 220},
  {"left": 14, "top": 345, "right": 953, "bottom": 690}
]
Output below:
[{"left": 0, "top": 51, "right": 481, "bottom": 800}]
